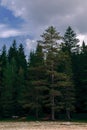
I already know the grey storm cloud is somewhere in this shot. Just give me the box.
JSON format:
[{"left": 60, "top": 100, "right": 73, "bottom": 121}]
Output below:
[{"left": 1, "top": 0, "right": 87, "bottom": 38}]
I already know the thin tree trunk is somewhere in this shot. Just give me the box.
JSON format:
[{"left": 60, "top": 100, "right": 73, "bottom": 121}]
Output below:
[
  {"left": 51, "top": 95, "right": 55, "bottom": 120},
  {"left": 66, "top": 109, "right": 71, "bottom": 120},
  {"left": 36, "top": 107, "right": 39, "bottom": 119},
  {"left": 51, "top": 62, "right": 55, "bottom": 120},
  {"left": 36, "top": 92, "right": 39, "bottom": 120}
]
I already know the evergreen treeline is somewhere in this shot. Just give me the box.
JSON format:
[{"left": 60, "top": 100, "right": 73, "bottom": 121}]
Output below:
[{"left": 0, "top": 26, "right": 87, "bottom": 120}]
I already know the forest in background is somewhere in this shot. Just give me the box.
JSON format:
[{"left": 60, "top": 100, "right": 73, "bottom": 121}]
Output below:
[{"left": 0, "top": 26, "right": 87, "bottom": 121}]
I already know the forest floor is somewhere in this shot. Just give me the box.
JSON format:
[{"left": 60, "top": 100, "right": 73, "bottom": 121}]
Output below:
[{"left": 0, "top": 121, "right": 87, "bottom": 130}]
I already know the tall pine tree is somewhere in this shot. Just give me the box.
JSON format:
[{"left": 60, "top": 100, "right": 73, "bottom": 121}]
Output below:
[{"left": 38, "top": 26, "right": 62, "bottom": 120}]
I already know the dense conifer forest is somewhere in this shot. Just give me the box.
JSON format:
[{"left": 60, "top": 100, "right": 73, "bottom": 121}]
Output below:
[{"left": 0, "top": 26, "right": 87, "bottom": 120}]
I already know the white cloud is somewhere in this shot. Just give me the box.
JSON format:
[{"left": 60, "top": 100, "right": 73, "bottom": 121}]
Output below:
[
  {"left": 0, "top": 23, "right": 23, "bottom": 38},
  {"left": 77, "top": 34, "right": 87, "bottom": 45},
  {"left": 25, "top": 39, "right": 37, "bottom": 52},
  {"left": 0, "top": 30, "right": 21, "bottom": 38},
  {"left": 0, "top": 24, "right": 7, "bottom": 28},
  {"left": 1, "top": 0, "right": 87, "bottom": 46},
  {"left": 1, "top": 0, "right": 87, "bottom": 38},
  {"left": 1, "top": 0, "right": 27, "bottom": 18}
]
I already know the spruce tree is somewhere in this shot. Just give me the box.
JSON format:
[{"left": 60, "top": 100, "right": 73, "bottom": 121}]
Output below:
[
  {"left": 2, "top": 57, "right": 20, "bottom": 117},
  {"left": 63, "top": 26, "right": 79, "bottom": 53},
  {"left": 73, "top": 43, "right": 87, "bottom": 112},
  {"left": 8, "top": 40, "right": 18, "bottom": 62},
  {"left": 23, "top": 44, "right": 46, "bottom": 119},
  {"left": 17, "top": 67, "right": 26, "bottom": 116},
  {"left": 57, "top": 51, "right": 75, "bottom": 120},
  {"left": 18, "top": 44, "right": 27, "bottom": 71},
  {"left": 0, "top": 45, "right": 7, "bottom": 117}
]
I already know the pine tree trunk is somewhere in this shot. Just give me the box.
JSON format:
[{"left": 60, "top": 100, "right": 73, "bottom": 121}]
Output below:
[
  {"left": 51, "top": 95, "right": 55, "bottom": 120},
  {"left": 36, "top": 94, "right": 39, "bottom": 120},
  {"left": 36, "top": 107, "right": 39, "bottom": 120},
  {"left": 51, "top": 69, "right": 55, "bottom": 120},
  {"left": 66, "top": 109, "right": 71, "bottom": 120}
]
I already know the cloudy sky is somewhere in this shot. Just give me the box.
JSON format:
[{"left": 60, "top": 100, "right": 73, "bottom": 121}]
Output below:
[{"left": 0, "top": 0, "right": 87, "bottom": 53}]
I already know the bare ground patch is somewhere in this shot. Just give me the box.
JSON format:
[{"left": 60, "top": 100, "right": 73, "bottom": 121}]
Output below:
[{"left": 0, "top": 121, "right": 87, "bottom": 130}]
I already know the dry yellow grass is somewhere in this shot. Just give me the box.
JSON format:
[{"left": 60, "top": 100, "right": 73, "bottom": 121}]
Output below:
[{"left": 0, "top": 121, "right": 87, "bottom": 130}]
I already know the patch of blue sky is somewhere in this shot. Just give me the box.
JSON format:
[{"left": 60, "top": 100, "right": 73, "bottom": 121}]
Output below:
[
  {"left": 0, "top": 35, "right": 32, "bottom": 57},
  {"left": 0, "top": 35, "right": 31, "bottom": 48},
  {"left": 0, "top": 6, "right": 24, "bottom": 28},
  {"left": 0, "top": 38, "right": 23, "bottom": 54}
]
